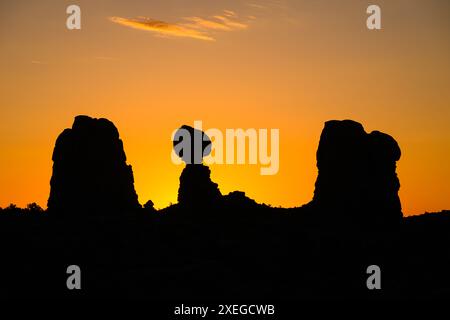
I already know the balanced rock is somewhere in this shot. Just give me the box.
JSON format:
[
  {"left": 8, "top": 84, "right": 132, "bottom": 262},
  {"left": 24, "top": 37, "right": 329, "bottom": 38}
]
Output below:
[{"left": 173, "top": 125, "right": 221, "bottom": 208}]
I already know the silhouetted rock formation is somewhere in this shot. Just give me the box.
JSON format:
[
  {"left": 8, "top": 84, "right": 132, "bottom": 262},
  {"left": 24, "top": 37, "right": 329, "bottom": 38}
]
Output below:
[
  {"left": 47, "top": 115, "right": 140, "bottom": 213},
  {"left": 309, "top": 120, "right": 402, "bottom": 226},
  {"left": 178, "top": 164, "right": 221, "bottom": 208},
  {"left": 224, "top": 191, "right": 257, "bottom": 207},
  {"left": 3, "top": 115, "right": 450, "bottom": 300},
  {"left": 173, "top": 125, "right": 211, "bottom": 164},
  {"left": 173, "top": 125, "right": 221, "bottom": 208}
]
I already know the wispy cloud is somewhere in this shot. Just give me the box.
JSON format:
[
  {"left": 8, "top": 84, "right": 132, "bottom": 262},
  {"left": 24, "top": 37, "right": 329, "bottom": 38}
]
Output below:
[
  {"left": 212, "top": 15, "right": 248, "bottom": 30},
  {"left": 183, "top": 17, "right": 233, "bottom": 31},
  {"left": 223, "top": 10, "right": 237, "bottom": 17},
  {"left": 246, "top": 1, "right": 288, "bottom": 11},
  {"left": 246, "top": 3, "right": 267, "bottom": 10},
  {"left": 110, "top": 10, "right": 251, "bottom": 41},
  {"left": 110, "top": 16, "right": 214, "bottom": 41}
]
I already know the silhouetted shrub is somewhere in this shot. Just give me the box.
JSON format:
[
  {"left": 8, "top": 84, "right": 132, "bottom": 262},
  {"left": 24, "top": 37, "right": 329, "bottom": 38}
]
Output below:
[
  {"left": 26, "top": 203, "right": 44, "bottom": 213},
  {"left": 143, "top": 200, "right": 156, "bottom": 213}
]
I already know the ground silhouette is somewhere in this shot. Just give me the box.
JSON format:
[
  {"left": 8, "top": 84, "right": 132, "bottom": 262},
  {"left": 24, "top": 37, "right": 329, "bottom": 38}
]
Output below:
[{"left": 0, "top": 116, "right": 449, "bottom": 300}]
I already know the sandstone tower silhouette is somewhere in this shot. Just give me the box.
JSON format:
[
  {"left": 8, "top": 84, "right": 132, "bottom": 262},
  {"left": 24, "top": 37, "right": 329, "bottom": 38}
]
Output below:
[
  {"left": 309, "top": 120, "right": 402, "bottom": 226},
  {"left": 47, "top": 115, "right": 140, "bottom": 213}
]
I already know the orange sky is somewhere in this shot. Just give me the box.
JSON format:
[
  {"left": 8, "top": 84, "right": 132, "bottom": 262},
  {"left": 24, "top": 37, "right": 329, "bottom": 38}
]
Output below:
[{"left": 0, "top": 0, "right": 449, "bottom": 215}]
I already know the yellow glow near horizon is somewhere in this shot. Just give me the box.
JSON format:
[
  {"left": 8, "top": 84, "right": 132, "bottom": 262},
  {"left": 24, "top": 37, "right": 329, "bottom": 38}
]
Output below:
[{"left": 0, "top": 0, "right": 449, "bottom": 216}]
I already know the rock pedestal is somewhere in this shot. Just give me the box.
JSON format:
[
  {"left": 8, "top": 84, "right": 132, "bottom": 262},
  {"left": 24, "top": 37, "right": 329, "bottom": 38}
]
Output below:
[{"left": 177, "top": 164, "right": 221, "bottom": 208}]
